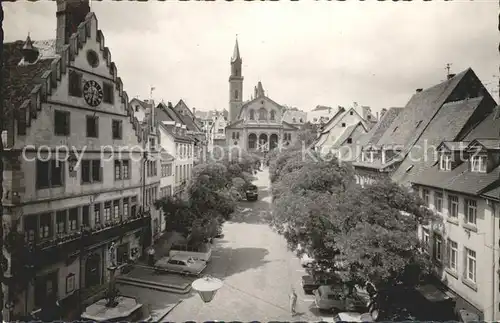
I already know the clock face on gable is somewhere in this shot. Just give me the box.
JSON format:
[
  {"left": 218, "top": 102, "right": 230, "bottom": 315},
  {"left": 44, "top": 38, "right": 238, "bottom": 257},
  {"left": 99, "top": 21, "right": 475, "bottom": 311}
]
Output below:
[{"left": 83, "top": 80, "right": 103, "bottom": 107}]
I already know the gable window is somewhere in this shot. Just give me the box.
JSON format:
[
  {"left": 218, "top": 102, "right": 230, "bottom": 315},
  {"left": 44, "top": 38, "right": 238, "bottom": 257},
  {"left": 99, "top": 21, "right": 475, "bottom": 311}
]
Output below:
[
  {"left": 218, "top": 129, "right": 224, "bottom": 134},
  {"left": 465, "top": 248, "right": 476, "bottom": 283},
  {"left": 114, "top": 160, "right": 122, "bottom": 180},
  {"left": 341, "top": 123, "right": 346, "bottom": 127},
  {"left": 422, "top": 228, "right": 430, "bottom": 253},
  {"left": 82, "top": 205, "right": 90, "bottom": 227},
  {"left": 68, "top": 70, "right": 82, "bottom": 97},
  {"left": 433, "top": 233, "right": 442, "bottom": 262},
  {"left": 448, "top": 195, "right": 458, "bottom": 218},
  {"left": 439, "top": 154, "right": 451, "bottom": 171},
  {"left": 249, "top": 110, "right": 255, "bottom": 120},
  {"left": 270, "top": 111, "right": 276, "bottom": 121},
  {"left": 54, "top": 110, "right": 70, "bottom": 136},
  {"left": 56, "top": 210, "right": 67, "bottom": 235},
  {"left": 113, "top": 200, "right": 120, "bottom": 221},
  {"left": 94, "top": 203, "right": 101, "bottom": 226},
  {"left": 103, "top": 82, "right": 114, "bottom": 104},
  {"left": 422, "top": 189, "right": 430, "bottom": 207},
  {"left": 470, "top": 155, "right": 486, "bottom": 173},
  {"left": 104, "top": 202, "right": 111, "bottom": 223},
  {"left": 39, "top": 213, "right": 52, "bottom": 240},
  {"left": 447, "top": 239, "right": 458, "bottom": 272},
  {"left": 123, "top": 198, "right": 129, "bottom": 219},
  {"left": 258, "top": 108, "right": 267, "bottom": 121},
  {"left": 350, "top": 111, "right": 354, "bottom": 115},
  {"left": 112, "top": 120, "right": 122, "bottom": 139},
  {"left": 69, "top": 208, "right": 78, "bottom": 231},
  {"left": 86, "top": 115, "right": 99, "bottom": 138},
  {"left": 347, "top": 138, "right": 352, "bottom": 144},
  {"left": 435, "top": 191, "right": 443, "bottom": 213},
  {"left": 36, "top": 159, "right": 64, "bottom": 189},
  {"left": 464, "top": 199, "right": 477, "bottom": 225},
  {"left": 81, "top": 160, "right": 102, "bottom": 184},
  {"left": 123, "top": 160, "right": 130, "bottom": 179}
]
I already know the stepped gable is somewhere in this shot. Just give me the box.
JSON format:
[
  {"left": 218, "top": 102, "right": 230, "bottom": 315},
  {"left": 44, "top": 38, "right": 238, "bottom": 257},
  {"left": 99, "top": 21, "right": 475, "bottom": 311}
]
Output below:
[{"left": 2, "top": 12, "right": 144, "bottom": 147}]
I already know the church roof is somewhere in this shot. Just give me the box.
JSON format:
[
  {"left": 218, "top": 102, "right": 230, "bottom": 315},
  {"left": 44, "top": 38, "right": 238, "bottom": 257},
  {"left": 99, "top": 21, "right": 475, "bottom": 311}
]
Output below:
[{"left": 231, "top": 38, "right": 241, "bottom": 62}]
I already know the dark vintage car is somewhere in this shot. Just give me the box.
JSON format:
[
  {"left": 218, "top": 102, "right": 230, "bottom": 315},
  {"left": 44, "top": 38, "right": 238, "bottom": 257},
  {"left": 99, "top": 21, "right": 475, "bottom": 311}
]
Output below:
[
  {"left": 246, "top": 184, "right": 258, "bottom": 201},
  {"left": 301, "top": 274, "right": 342, "bottom": 294}
]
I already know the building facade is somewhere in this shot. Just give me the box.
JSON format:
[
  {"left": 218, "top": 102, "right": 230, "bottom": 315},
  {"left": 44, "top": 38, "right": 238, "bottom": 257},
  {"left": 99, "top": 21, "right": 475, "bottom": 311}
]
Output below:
[
  {"left": 2, "top": 3, "right": 150, "bottom": 320},
  {"left": 209, "top": 113, "right": 228, "bottom": 152},
  {"left": 225, "top": 39, "right": 299, "bottom": 154}
]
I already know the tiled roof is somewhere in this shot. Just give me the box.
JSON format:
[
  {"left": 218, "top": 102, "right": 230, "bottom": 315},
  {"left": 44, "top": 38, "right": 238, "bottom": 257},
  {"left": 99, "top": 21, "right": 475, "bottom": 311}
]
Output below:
[
  {"left": 440, "top": 141, "right": 471, "bottom": 151},
  {"left": 411, "top": 101, "right": 500, "bottom": 196},
  {"left": 160, "top": 123, "right": 194, "bottom": 142},
  {"left": 357, "top": 107, "right": 403, "bottom": 147},
  {"left": 156, "top": 102, "right": 183, "bottom": 124},
  {"left": 318, "top": 106, "right": 346, "bottom": 131},
  {"left": 468, "top": 138, "right": 500, "bottom": 150},
  {"left": 392, "top": 96, "right": 488, "bottom": 185},
  {"left": 2, "top": 40, "right": 56, "bottom": 128},
  {"left": 413, "top": 161, "right": 500, "bottom": 196},
  {"left": 377, "top": 69, "right": 471, "bottom": 148}
]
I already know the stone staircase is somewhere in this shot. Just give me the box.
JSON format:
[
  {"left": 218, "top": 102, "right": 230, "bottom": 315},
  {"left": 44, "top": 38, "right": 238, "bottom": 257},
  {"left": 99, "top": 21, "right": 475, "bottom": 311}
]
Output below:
[{"left": 116, "top": 276, "right": 192, "bottom": 294}]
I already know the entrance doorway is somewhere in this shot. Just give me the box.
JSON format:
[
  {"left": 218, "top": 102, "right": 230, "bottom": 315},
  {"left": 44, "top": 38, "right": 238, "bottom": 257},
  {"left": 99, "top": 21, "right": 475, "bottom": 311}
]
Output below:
[{"left": 85, "top": 253, "right": 101, "bottom": 288}]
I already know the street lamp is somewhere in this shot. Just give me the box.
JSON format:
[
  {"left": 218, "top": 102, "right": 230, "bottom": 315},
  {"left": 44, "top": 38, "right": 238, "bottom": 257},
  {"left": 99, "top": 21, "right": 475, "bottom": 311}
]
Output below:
[{"left": 191, "top": 275, "right": 223, "bottom": 303}]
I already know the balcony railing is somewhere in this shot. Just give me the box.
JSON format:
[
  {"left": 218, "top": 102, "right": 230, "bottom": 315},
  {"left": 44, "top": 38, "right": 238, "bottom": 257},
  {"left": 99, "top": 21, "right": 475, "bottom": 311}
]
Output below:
[{"left": 21, "top": 214, "right": 151, "bottom": 269}]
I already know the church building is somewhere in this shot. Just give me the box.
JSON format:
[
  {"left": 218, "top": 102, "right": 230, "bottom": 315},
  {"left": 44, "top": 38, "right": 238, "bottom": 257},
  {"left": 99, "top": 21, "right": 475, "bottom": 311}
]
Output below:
[{"left": 225, "top": 39, "right": 299, "bottom": 154}]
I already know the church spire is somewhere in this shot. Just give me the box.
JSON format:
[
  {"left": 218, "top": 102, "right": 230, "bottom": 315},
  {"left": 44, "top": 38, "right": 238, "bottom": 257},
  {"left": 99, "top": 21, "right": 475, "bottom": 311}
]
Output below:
[{"left": 231, "top": 36, "right": 241, "bottom": 62}]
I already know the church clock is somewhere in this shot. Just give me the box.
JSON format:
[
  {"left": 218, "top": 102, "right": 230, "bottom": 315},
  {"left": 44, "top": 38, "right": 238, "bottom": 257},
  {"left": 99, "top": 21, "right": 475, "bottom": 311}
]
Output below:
[{"left": 83, "top": 80, "right": 103, "bottom": 107}]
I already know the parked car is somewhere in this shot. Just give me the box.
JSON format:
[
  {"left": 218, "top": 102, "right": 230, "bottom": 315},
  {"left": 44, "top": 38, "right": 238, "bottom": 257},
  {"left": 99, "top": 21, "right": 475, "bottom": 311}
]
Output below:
[
  {"left": 169, "top": 242, "right": 212, "bottom": 262},
  {"left": 245, "top": 184, "right": 258, "bottom": 201},
  {"left": 301, "top": 274, "right": 342, "bottom": 294},
  {"left": 155, "top": 255, "right": 207, "bottom": 276},
  {"left": 314, "top": 284, "right": 373, "bottom": 313},
  {"left": 334, "top": 312, "right": 377, "bottom": 322}
]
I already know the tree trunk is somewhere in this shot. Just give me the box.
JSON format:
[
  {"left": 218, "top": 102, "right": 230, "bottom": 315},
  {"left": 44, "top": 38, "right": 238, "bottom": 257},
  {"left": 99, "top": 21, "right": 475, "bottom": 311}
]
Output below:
[{"left": 0, "top": 1, "right": 5, "bottom": 320}]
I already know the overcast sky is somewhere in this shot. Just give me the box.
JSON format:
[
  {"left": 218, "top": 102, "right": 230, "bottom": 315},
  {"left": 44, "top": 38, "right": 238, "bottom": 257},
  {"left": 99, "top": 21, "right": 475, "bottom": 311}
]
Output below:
[{"left": 4, "top": 1, "right": 498, "bottom": 114}]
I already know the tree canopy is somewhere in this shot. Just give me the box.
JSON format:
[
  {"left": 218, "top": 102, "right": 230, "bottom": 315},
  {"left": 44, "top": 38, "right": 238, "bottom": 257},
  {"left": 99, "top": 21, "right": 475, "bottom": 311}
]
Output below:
[
  {"left": 155, "top": 153, "right": 258, "bottom": 245},
  {"left": 268, "top": 143, "right": 437, "bottom": 315}
]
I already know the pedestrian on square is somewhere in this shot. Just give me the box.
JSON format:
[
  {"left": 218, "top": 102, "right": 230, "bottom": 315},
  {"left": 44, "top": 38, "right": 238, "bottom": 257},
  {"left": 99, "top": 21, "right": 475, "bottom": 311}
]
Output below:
[
  {"left": 289, "top": 287, "right": 298, "bottom": 316},
  {"left": 147, "top": 247, "right": 155, "bottom": 266}
]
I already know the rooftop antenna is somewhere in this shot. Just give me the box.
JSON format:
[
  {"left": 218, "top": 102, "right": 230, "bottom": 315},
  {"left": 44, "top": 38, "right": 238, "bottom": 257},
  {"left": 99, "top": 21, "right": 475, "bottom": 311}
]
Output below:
[{"left": 445, "top": 63, "right": 452, "bottom": 77}]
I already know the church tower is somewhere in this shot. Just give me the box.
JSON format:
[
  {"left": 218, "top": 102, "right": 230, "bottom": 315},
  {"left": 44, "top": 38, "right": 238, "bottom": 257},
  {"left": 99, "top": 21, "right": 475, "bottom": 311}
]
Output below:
[{"left": 229, "top": 38, "right": 243, "bottom": 122}]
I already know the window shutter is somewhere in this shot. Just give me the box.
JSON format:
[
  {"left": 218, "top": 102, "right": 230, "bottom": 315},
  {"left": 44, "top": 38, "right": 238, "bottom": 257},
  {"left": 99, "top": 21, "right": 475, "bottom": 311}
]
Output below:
[
  {"left": 100, "top": 166, "right": 103, "bottom": 182},
  {"left": 462, "top": 249, "right": 467, "bottom": 278}
]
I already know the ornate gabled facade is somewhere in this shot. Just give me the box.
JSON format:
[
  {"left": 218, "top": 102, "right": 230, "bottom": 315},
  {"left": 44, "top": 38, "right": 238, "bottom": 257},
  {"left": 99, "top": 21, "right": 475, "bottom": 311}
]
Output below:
[
  {"left": 225, "top": 39, "right": 299, "bottom": 154},
  {"left": 2, "top": 2, "right": 151, "bottom": 320}
]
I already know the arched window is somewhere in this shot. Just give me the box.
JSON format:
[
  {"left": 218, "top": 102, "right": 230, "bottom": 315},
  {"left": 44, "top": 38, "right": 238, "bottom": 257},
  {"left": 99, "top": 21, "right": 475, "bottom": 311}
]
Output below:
[
  {"left": 292, "top": 117, "right": 296, "bottom": 123},
  {"left": 258, "top": 108, "right": 267, "bottom": 120},
  {"left": 270, "top": 110, "right": 276, "bottom": 121},
  {"left": 248, "top": 133, "right": 257, "bottom": 149},
  {"left": 235, "top": 90, "right": 238, "bottom": 100},
  {"left": 299, "top": 118, "right": 303, "bottom": 123},
  {"left": 249, "top": 110, "right": 255, "bottom": 120}
]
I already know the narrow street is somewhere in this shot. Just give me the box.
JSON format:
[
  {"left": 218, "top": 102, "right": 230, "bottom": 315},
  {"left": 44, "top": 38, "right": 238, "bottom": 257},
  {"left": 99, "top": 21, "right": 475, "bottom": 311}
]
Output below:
[{"left": 119, "top": 168, "right": 328, "bottom": 321}]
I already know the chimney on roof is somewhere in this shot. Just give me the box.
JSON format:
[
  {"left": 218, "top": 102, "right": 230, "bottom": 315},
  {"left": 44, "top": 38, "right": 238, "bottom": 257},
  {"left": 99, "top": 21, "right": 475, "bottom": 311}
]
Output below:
[
  {"left": 193, "top": 107, "right": 196, "bottom": 116},
  {"left": 168, "top": 102, "right": 173, "bottom": 109},
  {"left": 56, "top": 0, "right": 90, "bottom": 54},
  {"left": 447, "top": 74, "right": 456, "bottom": 80},
  {"left": 416, "top": 88, "right": 423, "bottom": 93}
]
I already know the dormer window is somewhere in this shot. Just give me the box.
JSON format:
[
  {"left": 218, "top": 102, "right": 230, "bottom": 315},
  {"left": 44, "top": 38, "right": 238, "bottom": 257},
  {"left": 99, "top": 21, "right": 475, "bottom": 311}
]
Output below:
[
  {"left": 249, "top": 110, "right": 255, "bottom": 120},
  {"left": 439, "top": 154, "right": 451, "bottom": 171},
  {"left": 470, "top": 155, "right": 486, "bottom": 173}
]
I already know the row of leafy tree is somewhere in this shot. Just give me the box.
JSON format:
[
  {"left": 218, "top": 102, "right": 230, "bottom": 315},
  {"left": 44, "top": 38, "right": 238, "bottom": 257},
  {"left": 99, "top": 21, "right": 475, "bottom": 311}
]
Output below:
[
  {"left": 155, "top": 147, "right": 260, "bottom": 246},
  {"left": 268, "top": 130, "right": 441, "bottom": 319}
]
